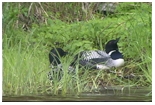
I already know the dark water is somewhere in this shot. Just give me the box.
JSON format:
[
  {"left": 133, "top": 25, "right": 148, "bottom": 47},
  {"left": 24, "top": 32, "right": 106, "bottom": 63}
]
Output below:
[{"left": 2, "top": 87, "right": 152, "bottom": 102}]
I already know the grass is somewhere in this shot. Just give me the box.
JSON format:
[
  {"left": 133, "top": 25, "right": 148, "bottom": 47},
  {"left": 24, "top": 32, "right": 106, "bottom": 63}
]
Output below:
[
  {"left": 3, "top": 38, "right": 48, "bottom": 95},
  {"left": 2, "top": 2, "right": 152, "bottom": 96}
]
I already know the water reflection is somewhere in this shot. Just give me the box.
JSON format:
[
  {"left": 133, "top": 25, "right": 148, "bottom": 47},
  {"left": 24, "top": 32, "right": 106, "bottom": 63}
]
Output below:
[{"left": 2, "top": 87, "right": 152, "bottom": 102}]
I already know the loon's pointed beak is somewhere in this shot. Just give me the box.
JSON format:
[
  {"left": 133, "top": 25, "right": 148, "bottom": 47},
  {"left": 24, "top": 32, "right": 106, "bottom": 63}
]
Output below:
[{"left": 115, "top": 37, "right": 120, "bottom": 43}]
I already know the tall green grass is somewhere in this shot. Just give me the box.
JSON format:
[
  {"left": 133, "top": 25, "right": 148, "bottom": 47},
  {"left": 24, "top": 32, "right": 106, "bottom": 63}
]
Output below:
[
  {"left": 3, "top": 36, "right": 48, "bottom": 95},
  {"left": 2, "top": 2, "right": 152, "bottom": 96}
]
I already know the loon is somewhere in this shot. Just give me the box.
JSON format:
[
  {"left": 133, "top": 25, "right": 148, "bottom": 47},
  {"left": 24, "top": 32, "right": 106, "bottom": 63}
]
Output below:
[
  {"left": 72, "top": 37, "right": 124, "bottom": 69},
  {"left": 49, "top": 47, "right": 68, "bottom": 68},
  {"left": 48, "top": 47, "right": 72, "bottom": 80},
  {"left": 48, "top": 38, "right": 124, "bottom": 80}
]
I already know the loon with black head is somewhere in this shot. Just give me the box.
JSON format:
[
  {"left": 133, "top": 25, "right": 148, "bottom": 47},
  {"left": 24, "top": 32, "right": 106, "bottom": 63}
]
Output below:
[
  {"left": 75, "top": 37, "right": 124, "bottom": 69},
  {"left": 49, "top": 47, "right": 68, "bottom": 69}
]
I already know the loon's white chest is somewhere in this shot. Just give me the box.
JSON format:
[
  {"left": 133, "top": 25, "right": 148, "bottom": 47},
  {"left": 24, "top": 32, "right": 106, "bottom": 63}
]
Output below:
[
  {"left": 96, "top": 58, "right": 124, "bottom": 70},
  {"left": 112, "top": 58, "right": 124, "bottom": 67}
]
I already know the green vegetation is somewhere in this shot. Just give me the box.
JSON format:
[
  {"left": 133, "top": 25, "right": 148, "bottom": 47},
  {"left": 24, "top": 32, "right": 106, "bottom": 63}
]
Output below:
[{"left": 2, "top": 2, "right": 152, "bottom": 96}]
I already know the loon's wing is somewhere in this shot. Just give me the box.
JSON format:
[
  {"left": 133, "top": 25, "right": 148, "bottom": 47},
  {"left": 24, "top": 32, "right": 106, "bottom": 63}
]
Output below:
[
  {"left": 81, "top": 50, "right": 110, "bottom": 61},
  {"left": 79, "top": 50, "right": 111, "bottom": 69}
]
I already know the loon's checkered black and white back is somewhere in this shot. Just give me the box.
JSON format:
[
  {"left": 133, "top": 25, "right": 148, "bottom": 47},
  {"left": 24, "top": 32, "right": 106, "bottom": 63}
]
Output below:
[
  {"left": 78, "top": 50, "right": 124, "bottom": 69},
  {"left": 81, "top": 50, "right": 110, "bottom": 61}
]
